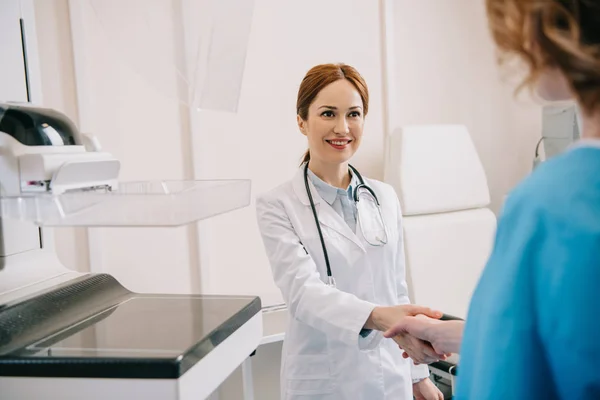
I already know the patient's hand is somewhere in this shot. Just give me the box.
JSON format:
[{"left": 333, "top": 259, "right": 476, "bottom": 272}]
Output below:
[
  {"left": 392, "top": 331, "right": 446, "bottom": 364},
  {"left": 365, "top": 305, "right": 446, "bottom": 364},
  {"left": 384, "top": 315, "right": 465, "bottom": 356}
]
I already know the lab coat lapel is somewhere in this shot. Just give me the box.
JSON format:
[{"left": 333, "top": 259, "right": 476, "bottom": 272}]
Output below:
[
  {"left": 292, "top": 167, "right": 365, "bottom": 253},
  {"left": 317, "top": 202, "right": 366, "bottom": 252}
]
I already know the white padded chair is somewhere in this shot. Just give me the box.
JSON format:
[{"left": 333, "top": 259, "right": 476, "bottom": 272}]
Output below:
[{"left": 384, "top": 125, "right": 497, "bottom": 396}]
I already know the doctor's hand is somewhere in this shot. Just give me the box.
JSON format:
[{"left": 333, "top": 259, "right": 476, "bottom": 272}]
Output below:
[
  {"left": 384, "top": 315, "right": 465, "bottom": 356},
  {"left": 413, "top": 378, "right": 444, "bottom": 400},
  {"left": 391, "top": 330, "right": 445, "bottom": 365},
  {"left": 366, "top": 305, "right": 446, "bottom": 364},
  {"left": 366, "top": 304, "right": 442, "bottom": 332}
]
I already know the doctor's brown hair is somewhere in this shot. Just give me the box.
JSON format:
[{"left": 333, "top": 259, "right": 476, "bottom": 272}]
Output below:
[
  {"left": 486, "top": 0, "right": 600, "bottom": 114},
  {"left": 296, "top": 63, "right": 369, "bottom": 165}
]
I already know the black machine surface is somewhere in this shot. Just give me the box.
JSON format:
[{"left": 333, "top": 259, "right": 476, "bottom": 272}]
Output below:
[
  {"left": 0, "top": 274, "right": 261, "bottom": 379},
  {"left": 0, "top": 103, "right": 81, "bottom": 147}
]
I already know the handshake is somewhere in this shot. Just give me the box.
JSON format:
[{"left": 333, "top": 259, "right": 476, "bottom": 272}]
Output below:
[{"left": 367, "top": 305, "right": 464, "bottom": 364}]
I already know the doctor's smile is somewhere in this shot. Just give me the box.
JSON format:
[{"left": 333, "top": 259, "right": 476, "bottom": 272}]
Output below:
[{"left": 325, "top": 138, "right": 352, "bottom": 150}]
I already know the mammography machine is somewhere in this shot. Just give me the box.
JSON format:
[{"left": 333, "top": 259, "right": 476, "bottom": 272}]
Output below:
[{"left": 0, "top": 1, "right": 259, "bottom": 399}]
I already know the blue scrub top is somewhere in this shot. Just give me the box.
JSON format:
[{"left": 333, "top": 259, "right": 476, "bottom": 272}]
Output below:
[{"left": 455, "top": 143, "right": 600, "bottom": 399}]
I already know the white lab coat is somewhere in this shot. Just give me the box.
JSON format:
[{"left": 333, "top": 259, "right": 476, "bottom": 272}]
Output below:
[{"left": 256, "top": 167, "right": 429, "bottom": 400}]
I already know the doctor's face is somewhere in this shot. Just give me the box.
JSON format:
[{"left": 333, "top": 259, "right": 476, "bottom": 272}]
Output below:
[{"left": 297, "top": 79, "right": 364, "bottom": 165}]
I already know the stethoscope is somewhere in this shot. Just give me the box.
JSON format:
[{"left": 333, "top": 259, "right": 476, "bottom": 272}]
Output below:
[{"left": 303, "top": 163, "right": 388, "bottom": 287}]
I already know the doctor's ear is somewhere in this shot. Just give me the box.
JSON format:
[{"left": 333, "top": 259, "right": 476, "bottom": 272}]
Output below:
[{"left": 297, "top": 115, "right": 307, "bottom": 136}]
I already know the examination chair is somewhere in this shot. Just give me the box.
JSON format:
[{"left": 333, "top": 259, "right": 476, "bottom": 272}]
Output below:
[{"left": 384, "top": 124, "right": 497, "bottom": 398}]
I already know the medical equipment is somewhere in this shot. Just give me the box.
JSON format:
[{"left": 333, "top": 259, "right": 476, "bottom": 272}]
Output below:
[
  {"left": 533, "top": 137, "right": 545, "bottom": 170},
  {"left": 532, "top": 105, "right": 581, "bottom": 171},
  {"left": 541, "top": 104, "right": 581, "bottom": 158},
  {"left": 0, "top": 101, "right": 261, "bottom": 399},
  {"left": 0, "top": 1, "right": 261, "bottom": 398},
  {"left": 532, "top": 104, "right": 582, "bottom": 171},
  {"left": 303, "top": 163, "right": 388, "bottom": 287}
]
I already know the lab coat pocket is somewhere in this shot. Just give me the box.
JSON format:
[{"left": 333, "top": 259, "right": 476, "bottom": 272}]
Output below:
[{"left": 286, "top": 354, "right": 335, "bottom": 396}]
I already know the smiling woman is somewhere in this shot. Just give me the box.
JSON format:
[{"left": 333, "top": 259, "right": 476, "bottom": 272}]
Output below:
[
  {"left": 297, "top": 64, "right": 369, "bottom": 168},
  {"left": 255, "top": 63, "right": 445, "bottom": 400}
]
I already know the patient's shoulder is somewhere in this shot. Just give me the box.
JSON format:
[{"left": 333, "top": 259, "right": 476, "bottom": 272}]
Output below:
[{"left": 503, "top": 146, "right": 600, "bottom": 230}]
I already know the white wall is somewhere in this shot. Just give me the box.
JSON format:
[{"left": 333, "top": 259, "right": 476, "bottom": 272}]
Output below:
[{"left": 387, "top": 0, "right": 542, "bottom": 214}]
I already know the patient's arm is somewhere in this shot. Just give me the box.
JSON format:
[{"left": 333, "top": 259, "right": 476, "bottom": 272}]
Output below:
[{"left": 384, "top": 316, "right": 464, "bottom": 356}]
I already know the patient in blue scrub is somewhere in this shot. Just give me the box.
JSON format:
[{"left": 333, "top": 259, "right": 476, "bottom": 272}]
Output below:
[{"left": 384, "top": 0, "right": 600, "bottom": 398}]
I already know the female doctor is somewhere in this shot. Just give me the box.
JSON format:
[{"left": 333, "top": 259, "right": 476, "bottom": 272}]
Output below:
[{"left": 256, "top": 63, "right": 444, "bottom": 400}]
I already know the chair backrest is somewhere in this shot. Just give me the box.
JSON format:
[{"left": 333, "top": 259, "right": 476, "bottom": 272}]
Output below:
[{"left": 385, "top": 125, "right": 497, "bottom": 318}]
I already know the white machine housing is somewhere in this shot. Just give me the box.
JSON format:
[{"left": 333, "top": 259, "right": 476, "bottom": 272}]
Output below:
[
  {"left": 0, "top": 106, "right": 119, "bottom": 196},
  {"left": 0, "top": 103, "right": 120, "bottom": 301}
]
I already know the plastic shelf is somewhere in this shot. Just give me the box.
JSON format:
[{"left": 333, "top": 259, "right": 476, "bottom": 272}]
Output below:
[{"left": 0, "top": 180, "right": 250, "bottom": 227}]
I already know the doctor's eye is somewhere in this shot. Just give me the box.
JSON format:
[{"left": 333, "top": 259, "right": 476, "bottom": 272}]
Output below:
[{"left": 320, "top": 110, "right": 335, "bottom": 118}]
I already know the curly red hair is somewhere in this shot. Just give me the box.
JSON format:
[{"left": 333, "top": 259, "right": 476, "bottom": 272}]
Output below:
[{"left": 486, "top": 0, "right": 600, "bottom": 114}]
